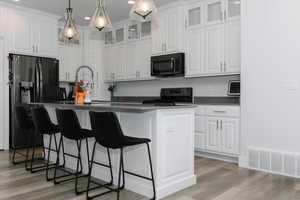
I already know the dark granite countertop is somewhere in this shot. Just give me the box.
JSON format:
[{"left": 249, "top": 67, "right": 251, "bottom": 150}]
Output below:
[{"left": 30, "top": 102, "right": 197, "bottom": 113}]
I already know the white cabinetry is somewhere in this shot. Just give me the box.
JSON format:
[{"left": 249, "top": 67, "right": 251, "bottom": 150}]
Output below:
[
  {"left": 8, "top": 9, "right": 58, "bottom": 57},
  {"left": 185, "top": 0, "right": 240, "bottom": 77},
  {"left": 58, "top": 44, "right": 83, "bottom": 82},
  {"left": 152, "top": 4, "right": 184, "bottom": 55},
  {"left": 195, "top": 105, "right": 240, "bottom": 156}
]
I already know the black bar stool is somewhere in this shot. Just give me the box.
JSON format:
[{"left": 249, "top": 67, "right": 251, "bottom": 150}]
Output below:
[
  {"left": 31, "top": 106, "right": 61, "bottom": 180},
  {"left": 12, "top": 105, "right": 36, "bottom": 165},
  {"left": 55, "top": 109, "right": 99, "bottom": 195},
  {"left": 87, "top": 112, "right": 156, "bottom": 200}
]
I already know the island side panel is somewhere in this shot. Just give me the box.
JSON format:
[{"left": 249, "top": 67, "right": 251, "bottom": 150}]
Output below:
[{"left": 156, "top": 108, "right": 196, "bottom": 199}]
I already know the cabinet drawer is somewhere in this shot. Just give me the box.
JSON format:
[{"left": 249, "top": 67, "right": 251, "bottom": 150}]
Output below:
[
  {"left": 206, "top": 106, "right": 240, "bottom": 117},
  {"left": 195, "top": 106, "right": 206, "bottom": 116}
]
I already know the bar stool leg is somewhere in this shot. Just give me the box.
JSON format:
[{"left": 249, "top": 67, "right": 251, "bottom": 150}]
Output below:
[
  {"left": 54, "top": 136, "right": 62, "bottom": 184},
  {"left": 86, "top": 141, "right": 96, "bottom": 200},
  {"left": 146, "top": 143, "right": 156, "bottom": 200},
  {"left": 107, "top": 148, "right": 114, "bottom": 185},
  {"left": 45, "top": 134, "right": 53, "bottom": 181},
  {"left": 75, "top": 140, "right": 82, "bottom": 195},
  {"left": 117, "top": 148, "right": 124, "bottom": 200}
]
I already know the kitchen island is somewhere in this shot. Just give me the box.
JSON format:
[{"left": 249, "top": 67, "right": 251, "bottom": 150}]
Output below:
[{"left": 38, "top": 102, "right": 196, "bottom": 199}]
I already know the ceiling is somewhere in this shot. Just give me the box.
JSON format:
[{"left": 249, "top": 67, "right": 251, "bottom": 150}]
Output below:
[{"left": 1, "top": 0, "right": 175, "bottom": 25}]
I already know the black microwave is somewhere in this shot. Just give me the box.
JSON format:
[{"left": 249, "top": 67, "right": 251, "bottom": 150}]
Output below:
[{"left": 151, "top": 53, "right": 185, "bottom": 77}]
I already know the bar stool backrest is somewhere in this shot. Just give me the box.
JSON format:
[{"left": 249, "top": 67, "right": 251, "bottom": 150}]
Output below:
[
  {"left": 89, "top": 111, "right": 125, "bottom": 149},
  {"left": 31, "top": 106, "right": 54, "bottom": 134},
  {"left": 55, "top": 109, "right": 82, "bottom": 140},
  {"left": 15, "top": 105, "right": 34, "bottom": 131}
]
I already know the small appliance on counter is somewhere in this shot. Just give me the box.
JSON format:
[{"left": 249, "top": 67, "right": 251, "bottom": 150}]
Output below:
[
  {"left": 227, "top": 80, "right": 240, "bottom": 96},
  {"left": 151, "top": 53, "right": 185, "bottom": 77},
  {"left": 143, "top": 87, "right": 193, "bottom": 106}
]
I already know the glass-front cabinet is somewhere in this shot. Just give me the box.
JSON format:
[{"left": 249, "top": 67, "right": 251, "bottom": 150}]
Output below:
[
  {"left": 226, "top": 0, "right": 240, "bottom": 20},
  {"left": 141, "top": 21, "right": 151, "bottom": 38},
  {"left": 205, "top": 0, "right": 224, "bottom": 25},
  {"left": 104, "top": 31, "right": 113, "bottom": 45}
]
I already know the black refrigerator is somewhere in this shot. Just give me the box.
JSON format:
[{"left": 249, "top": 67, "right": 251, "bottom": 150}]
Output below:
[{"left": 9, "top": 54, "right": 59, "bottom": 149}]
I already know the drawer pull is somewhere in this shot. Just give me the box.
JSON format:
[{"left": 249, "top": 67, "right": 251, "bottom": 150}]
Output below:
[{"left": 213, "top": 110, "right": 226, "bottom": 113}]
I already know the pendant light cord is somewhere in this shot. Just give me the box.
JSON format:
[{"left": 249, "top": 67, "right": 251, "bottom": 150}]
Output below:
[{"left": 68, "top": 0, "right": 71, "bottom": 9}]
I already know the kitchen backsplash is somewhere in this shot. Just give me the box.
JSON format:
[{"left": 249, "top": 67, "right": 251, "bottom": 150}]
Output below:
[{"left": 113, "top": 75, "right": 240, "bottom": 97}]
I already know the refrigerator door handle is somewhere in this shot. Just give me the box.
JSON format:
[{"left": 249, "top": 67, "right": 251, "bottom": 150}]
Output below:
[
  {"left": 38, "top": 61, "right": 43, "bottom": 102},
  {"left": 35, "top": 61, "right": 40, "bottom": 102}
]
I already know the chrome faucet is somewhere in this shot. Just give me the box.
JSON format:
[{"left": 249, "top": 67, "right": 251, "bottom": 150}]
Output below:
[{"left": 75, "top": 66, "right": 94, "bottom": 89}]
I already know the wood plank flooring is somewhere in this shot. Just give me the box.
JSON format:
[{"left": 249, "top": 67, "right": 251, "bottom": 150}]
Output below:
[{"left": 1, "top": 151, "right": 300, "bottom": 200}]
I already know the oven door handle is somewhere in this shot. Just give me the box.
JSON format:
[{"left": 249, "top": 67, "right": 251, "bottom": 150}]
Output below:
[{"left": 171, "top": 57, "right": 176, "bottom": 72}]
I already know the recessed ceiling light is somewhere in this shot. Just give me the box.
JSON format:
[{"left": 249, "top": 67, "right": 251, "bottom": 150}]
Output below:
[
  {"left": 128, "top": 0, "right": 135, "bottom": 5},
  {"left": 13, "top": 0, "right": 20, "bottom": 2},
  {"left": 84, "top": 16, "right": 91, "bottom": 21}
]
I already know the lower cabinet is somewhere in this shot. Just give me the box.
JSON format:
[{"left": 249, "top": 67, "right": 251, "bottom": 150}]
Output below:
[{"left": 195, "top": 105, "right": 240, "bottom": 156}]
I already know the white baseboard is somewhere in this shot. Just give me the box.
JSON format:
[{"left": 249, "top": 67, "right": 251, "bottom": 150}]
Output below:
[{"left": 195, "top": 151, "right": 239, "bottom": 163}]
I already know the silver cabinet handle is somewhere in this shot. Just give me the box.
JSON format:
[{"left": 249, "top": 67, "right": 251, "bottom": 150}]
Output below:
[
  {"left": 224, "top": 61, "right": 226, "bottom": 72},
  {"left": 214, "top": 110, "right": 227, "bottom": 113},
  {"left": 216, "top": 120, "right": 219, "bottom": 130},
  {"left": 221, "top": 120, "right": 223, "bottom": 130}
]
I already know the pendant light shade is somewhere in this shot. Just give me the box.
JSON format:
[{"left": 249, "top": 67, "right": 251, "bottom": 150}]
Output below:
[
  {"left": 63, "top": 0, "right": 79, "bottom": 40},
  {"left": 89, "top": 0, "right": 112, "bottom": 31},
  {"left": 129, "top": 0, "right": 157, "bottom": 22}
]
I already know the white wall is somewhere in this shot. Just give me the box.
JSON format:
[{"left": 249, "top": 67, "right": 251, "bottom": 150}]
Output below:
[
  {"left": 114, "top": 75, "right": 240, "bottom": 97},
  {"left": 241, "top": 0, "right": 300, "bottom": 161}
]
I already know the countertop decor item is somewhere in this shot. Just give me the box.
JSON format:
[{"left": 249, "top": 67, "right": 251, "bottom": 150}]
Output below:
[
  {"left": 90, "top": 0, "right": 112, "bottom": 31},
  {"left": 129, "top": 0, "right": 158, "bottom": 22},
  {"left": 63, "top": 0, "right": 79, "bottom": 40}
]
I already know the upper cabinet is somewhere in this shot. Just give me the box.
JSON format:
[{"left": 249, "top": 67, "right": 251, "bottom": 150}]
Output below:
[
  {"left": 151, "top": 4, "right": 184, "bottom": 55},
  {"left": 185, "top": 0, "right": 240, "bottom": 77},
  {"left": 6, "top": 8, "right": 58, "bottom": 57}
]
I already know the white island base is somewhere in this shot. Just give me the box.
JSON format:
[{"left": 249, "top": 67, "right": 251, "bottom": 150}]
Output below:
[{"left": 45, "top": 106, "right": 196, "bottom": 199}]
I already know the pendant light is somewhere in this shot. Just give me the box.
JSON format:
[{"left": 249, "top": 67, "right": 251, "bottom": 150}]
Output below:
[
  {"left": 129, "top": 0, "right": 157, "bottom": 22},
  {"left": 90, "top": 0, "right": 112, "bottom": 31},
  {"left": 63, "top": 0, "right": 79, "bottom": 40}
]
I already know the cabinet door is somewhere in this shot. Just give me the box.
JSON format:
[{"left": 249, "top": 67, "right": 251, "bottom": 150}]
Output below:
[
  {"left": 186, "top": 28, "right": 206, "bottom": 76},
  {"left": 224, "top": 20, "right": 240, "bottom": 73},
  {"left": 206, "top": 117, "right": 220, "bottom": 152},
  {"left": 151, "top": 14, "right": 164, "bottom": 55},
  {"left": 0, "top": 7, "right": 5, "bottom": 37},
  {"left": 58, "top": 46, "right": 68, "bottom": 81},
  {"left": 205, "top": 24, "right": 224, "bottom": 74},
  {"left": 186, "top": 2, "right": 203, "bottom": 29},
  {"left": 220, "top": 118, "right": 239, "bottom": 154},
  {"left": 103, "top": 46, "right": 115, "bottom": 81},
  {"left": 115, "top": 45, "right": 127, "bottom": 80},
  {"left": 165, "top": 8, "right": 179, "bottom": 53},
  {"left": 126, "top": 42, "right": 139, "bottom": 79},
  {"left": 34, "top": 16, "right": 58, "bottom": 57},
  {"left": 10, "top": 11, "right": 33, "bottom": 53},
  {"left": 138, "top": 39, "right": 151, "bottom": 79},
  {"left": 195, "top": 115, "right": 206, "bottom": 150},
  {"left": 205, "top": 0, "right": 224, "bottom": 26}
]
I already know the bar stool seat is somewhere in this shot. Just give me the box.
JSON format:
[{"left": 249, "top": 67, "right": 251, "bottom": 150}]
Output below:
[{"left": 87, "top": 112, "right": 156, "bottom": 200}]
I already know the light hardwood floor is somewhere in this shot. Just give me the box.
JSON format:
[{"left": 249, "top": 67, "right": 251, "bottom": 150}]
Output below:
[{"left": 1, "top": 151, "right": 300, "bottom": 200}]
